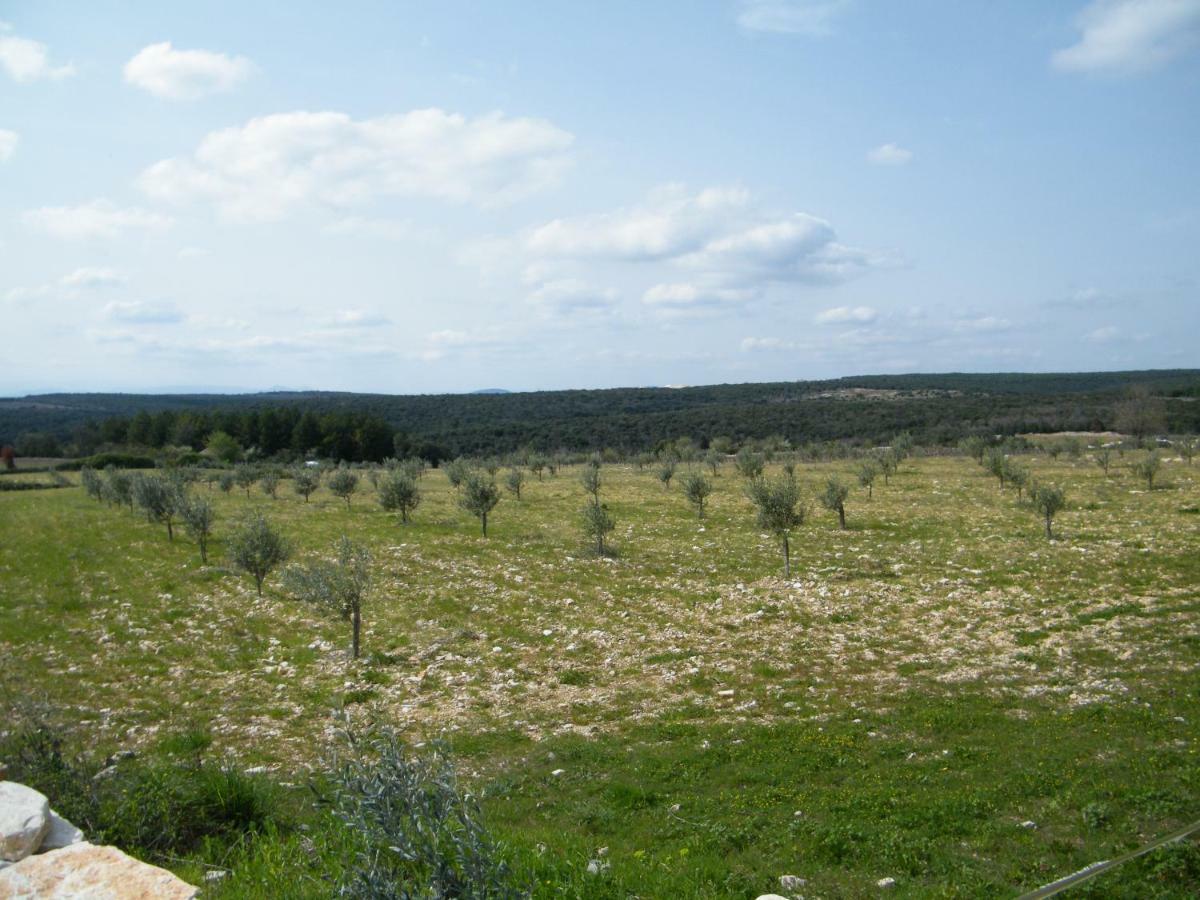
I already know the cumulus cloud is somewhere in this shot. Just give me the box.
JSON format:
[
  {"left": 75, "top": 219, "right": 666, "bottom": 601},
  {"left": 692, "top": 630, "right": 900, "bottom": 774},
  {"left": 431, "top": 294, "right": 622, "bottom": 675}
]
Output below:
[
  {"left": 123, "top": 41, "right": 254, "bottom": 100},
  {"left": 1053, "top": 0, "right": 1200, "bottom": 74},
  {"left": 61, "top": 267, "right": 125, "bottom": 288},
  {"left": 1084, "top": 324, "right": 1121, "bottom": 342},
  {"left": 326, "top": 308, "right": 391, "bottom": 328},
  {"left": 527, "top": 185, "right": 885, "bottom": 292},
  {"left": 867, "top": 143, "right": 912, "bottom": 166},
  {"left": 528, "top": 278, "right": 617, "bottom": 313},
  {"left": 0, "top": 128, "right": 17, "bottom": 161},
  {"left": 736, "top": 0, "right": 850, "bottom": 36},
  {"left": 740, "top": 336, "right": 799, "bottom": 351},
  {"left": 642, "top": 282, "right": 756, "bottom": 309},
  {"left": 103, "top": 300, "right": 184, "bottom": 324},
  {"left": 952, "top": 315, "right": 1011, "bottom": 333},
  {"left": 0, "top": 23, "right": 74, "bottom": 82},
  {"left": 814, "top": 305, "right": 877, "bottom": 324},
  {"left": 23, "top": 200, "right": 173, "bottom": 239},
  {"left": 138, "top": 108, "right": 574, "bottom": 222}
]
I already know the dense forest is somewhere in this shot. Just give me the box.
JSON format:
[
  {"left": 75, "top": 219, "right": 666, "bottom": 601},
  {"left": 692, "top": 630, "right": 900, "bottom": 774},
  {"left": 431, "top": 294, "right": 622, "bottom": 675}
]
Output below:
[{"left": 2, "top": 369, "right": 1197, "bottom": 462}]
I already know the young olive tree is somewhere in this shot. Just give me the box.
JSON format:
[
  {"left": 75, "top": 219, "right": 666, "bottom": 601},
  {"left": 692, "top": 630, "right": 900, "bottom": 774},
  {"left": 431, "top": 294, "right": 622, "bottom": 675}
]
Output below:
[
  {"left": 328, "top": 469, "right": 360, "bottom": 507},
  {"left": 282, "top": 536, "right": 370, "bottom": 659},
  {"left": 1131, "top": 452, "right": 1162, "bottom": 490},
  {"left": 1030, "top": 483, "right": 1066, "bottom": 540},
  {"left": 682, "top": 470, "right": 712, "bottom": 518},
  {"left": 443, "top": 458, "right": 470, "bottom": 490},
  {"left": 580, "top": 465, "right": 602, "bottom": 503},
  {"left": 657, "top": 460, "right": 677, "bottom": 490},
  {"left": 104, "top": 466, "right": 134, "bottom": 511},
  {"left": 228, "top": 513, "right": 290, "bottom": 596},
  {"left": 705, "top": 448, "right": 724, "bottom": 476},
  {"left": 293, "top": 467, "right": 321, "bottom": 502},
  {"left": 746, "top": 475, "right": 806, "bottom": 577},
  {"left": 378, "top": 470, "right": 421, "bottom": 524},
  {"left": 1094, "top": 448, "right": 1112, "bottom": 476},
  {"left": 80, "top": 465, "right": 104, "bottom": 502},
  {"left": 984, "top": 447, "right": 1007, "bottom": 488},
  {"left": 505, "top": 468, "right": 526, "bottom": 500},
  {"left": 857, "top": 459, "right": 879, "bottom": 499},
  {"left": 735, "top": 448, "right": 765, "bottom": 481},
  {"left": 529, "top": 454, "right": 547, "bottom": 481},
  {"left": 234, "top": 464, "right": 257, "bottom": 498},
  {"left": 460, "top": 473, "right": 500, "bottom": 537},
  {"left": 217, "top": 471, "right": 235, "bottom": 494},
  {"left": 180, "top": 495, "right": 216, "bottom": 564},
  {"left": 260, "top": 470, "right": 280, "bottom": 499},
  {"left": 581, "top": 500, "right": 616, "bottom": 556},
  {"left": 133, "top": 474, "right": 186, "bottom": 541},
  {"left": 1004, "top": 459, "right": 1030, "bottom": 499},
  {"left": 1178, "top": 438, "right": 1196, "bottom": 466},
  {"left": 820, "top": 477, "right": 850, "bottom": 530},
  {"left": 875, "top": 450, "right": 898, "bottom": 485}
]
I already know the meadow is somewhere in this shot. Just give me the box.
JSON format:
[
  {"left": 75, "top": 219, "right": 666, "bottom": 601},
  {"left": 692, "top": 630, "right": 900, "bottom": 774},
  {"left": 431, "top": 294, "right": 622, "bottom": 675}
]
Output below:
[{"left": 2, "top": 449, "right": 1198, "bottom": 897}]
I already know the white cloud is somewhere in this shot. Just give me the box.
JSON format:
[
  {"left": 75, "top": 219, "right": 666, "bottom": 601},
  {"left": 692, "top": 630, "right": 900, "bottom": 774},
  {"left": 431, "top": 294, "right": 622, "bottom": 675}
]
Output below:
[
  {"left": 23, "top": 200, "right": 173, "bottom": 239},
  {"left": 323, "top": 216, "right": 419, "bottom": 241},
  {"left": 0, "top": 129, "right": 17, "bottom": 161},
  {"left": 953, "top": 315, "right": 1011, "bottom": 333},
  {"left": 736, "top": 0, "right": 850, "bottom": 36},
  {"left": 527, "top": 185, "right": 885, "bottom": 292},
  {"left": 867, "top": 143, "right": 912, "bottom": 166},
  {"left": 1084, "top": 324, "right": 1121, "bottom": 342},
  {"left": 326, "top": 308, "right": 391, "bottom": 328},
  {"left": 61, "top": 267, "right": 125, "bottom": 288},
  {"left": 814, "top": 305, "right": 877, "bottom": 324},
  {"left": 1053, "top": 0, "right": 1200, "bottom": 74},
  {"left": 528, "top": 185, "right": 749, "bottom": 261},
  {"left": 528, "top": 278, "right": 617, "bottom": 313},
  {"left": 124, "top": 42, "right": 253, "bottom": 100},
  {"left": 741, "top": 336, "right": 799, "bottom": 351},
  {"left": 139, "top": 108, "right": 574, "bottom": 222},
  {"left": 103, "top": 300, "right": 184, "bottom": 324},
  {"left": 642, "top": 282, "right": 756, "bottom": 308},
  {"left": 0, "top": 23, "right": 74, "bottom": 82}
]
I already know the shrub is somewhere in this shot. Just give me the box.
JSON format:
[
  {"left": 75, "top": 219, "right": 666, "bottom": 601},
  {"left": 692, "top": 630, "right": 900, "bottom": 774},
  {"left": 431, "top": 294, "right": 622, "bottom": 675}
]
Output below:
[
  {"left": 180, "top": 495, "right": 216, "bottom": 564},
  {"left": 746, "top": 475, "right": 806, "bottom": 576},
  {"left": 1132, "top": 452, "right": 1162, "bottom": 490},
  {"left": 505, "top": 468, "right": 526, "bottom": 500},
  {"left": 820, "top": 477, "right": 849, "bottom": 529},
  {"left": 282, "top": 536, "right": 371, "bottom": 659},
  {"left": 581, "top": 500, "right": 616, "bottom": 556},
  {"left": 379, "top": 470, "right": 421, "bottom": 524},
  {"left": 1030, "top": 483, "right": 1067, "bottom": 540},
  {"left": 682, "top": 471, "right": 712, "bottom": 518},
  {"left": 292, "top": 466, "right": 320, "bottom": 502},
  {"left": 328, "top": 469, "right": 360, "bottom": 507},
  {"left": 735, "top": 448, "right": 764, "bottom": 481},
  {"left": 228, "top": 513, "right": 290, "bottom": 595},
  {"left": 460, "top": 473, "right": 500, "bottom": 537}
]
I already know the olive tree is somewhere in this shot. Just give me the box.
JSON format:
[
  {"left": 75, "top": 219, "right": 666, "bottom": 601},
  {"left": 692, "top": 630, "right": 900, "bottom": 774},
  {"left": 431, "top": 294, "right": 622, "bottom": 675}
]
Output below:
[
  {"left": 217, "top": 472, "right": 235, "bottom": 494},
  {"left": 104, "top": 466, "right": 134, "bottom": 511},
  {"left": 259, "top": 470, "right": 280, "bottom": 499},
  {"left": 505, "top": 468, "right": 526, "bottom": 500},
  {"left": 746, "top": 475, "right": 806, "bottom": 577},
  {"left": 581, "top": 500, "right": 616, "bottom": 556},
  {"left": 857, "top": 459, "right": 879, "bottom": 499},
  {"left": 529, "top": 454, "right": 547, "bottom": 480},
  {"left": 443, "top": 458, "right": 470, "bottom": 490},
  {"left": 820, "top": 477, "right": 849, "bottom": 530},
  {"left": 460, "top": 473, "right": 500, "bottom": 537},
  {"left": 293, "top": 467, "right": 321, "bottom": 502},
  {"left": 234, "top": 464, "right": 257, "bottom": 498},
  {"left": 328, "top": 469, "right": 360, "bottom": 507},
  {"left": 1030, "top": 483, "right": 1066, "bottom": 540},
  {"left": 735, "top": 448, "right": 764, "bottom": 481},
  {"left": 682, "top": 471, "right": 712, "bottom": 518},
  {"left": 1178, "top": 438, "right": 1195, "bottom": 466},
  {"left": 657, "top": 460, "right": 677, "bottom": 490},
  {"left": 1131, "top": 452, "right": 1161, "bottom": 490},
  {"left": 705, "top": 449, "right": 724, "bottom": 476},
  {"left": 875, "top": 450, "right": 898, "bottom": 485},
  {"left": 1094, "top": 448, "right": 1112, "bottom": 476},
  {"left": 180, "top": 495, "right": 216, "bottom": 564},
  {"left": 1004, "top": 459, "right": 1030, "bottom": 499},
  {"left": 984, "top": 447, "right": 1007, "bottom": 488},
  {"left": 282, "top": 536, "right": 370, "bottom": 659},
  {"left": 133, "top": 474, "right": 185, "bottom": 541},
  {"left": 378, "top": 470, "right": 421, "bottom": 524},
  {"left": 580, "top": 465, "right": 602, "bottom": 503},
  {"left": 228, "top": 513, "right": 290, "bottom": 596}
]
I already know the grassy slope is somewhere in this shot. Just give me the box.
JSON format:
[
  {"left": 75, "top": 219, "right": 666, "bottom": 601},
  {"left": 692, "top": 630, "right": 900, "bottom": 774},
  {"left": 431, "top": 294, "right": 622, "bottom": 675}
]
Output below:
[{"left": 1, "top": 453, "right": 1198, "bottom": 896}]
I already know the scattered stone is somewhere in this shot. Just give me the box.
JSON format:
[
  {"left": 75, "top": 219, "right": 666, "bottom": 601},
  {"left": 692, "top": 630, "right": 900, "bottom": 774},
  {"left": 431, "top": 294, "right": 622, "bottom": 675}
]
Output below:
[
  {"left": 779, "top": 873, "right": 806, "bottom": 890},
  {"left": 0, "top": 782, "right": 49, "bottom": 862},
  {"left": 1020, "top": 820, "right": 1038, "bottom": 829},
  {"left": 755, "top": 895, "right": 789, "bottom": 900},
  {"left": 550, "top": 769, "right": 565, "bottom": 776},
  {"left": 0, "top": 841, "right": 198, "bottom": 898},
  {"left": 586, "top": 859, "right": 610, "bottom": 875},
  {"left": 37, "top": 811, "right": 83, "bottom": 853},
  {"left": 877, "top": 876, "right": 897, "bottom": 888}
]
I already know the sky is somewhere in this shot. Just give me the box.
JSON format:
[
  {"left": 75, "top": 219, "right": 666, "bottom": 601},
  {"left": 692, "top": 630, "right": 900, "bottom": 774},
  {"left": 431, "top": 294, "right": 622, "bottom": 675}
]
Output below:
[{"left": 1, "top": 0, "right": 1198, "bottom": 395}]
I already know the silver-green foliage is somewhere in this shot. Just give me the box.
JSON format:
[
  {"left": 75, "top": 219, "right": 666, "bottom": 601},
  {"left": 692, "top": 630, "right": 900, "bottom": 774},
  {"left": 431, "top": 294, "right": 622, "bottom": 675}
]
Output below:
[
  {"left": 857, "top": 459, "right": 879, "bottom": 498},
  {"left": 746, "top": 475, "right": 805, "bottom": 576},
  {"left": 1030, "top": 483, "right": 1067, "bottom": 539},
  {"left": 580, "top": 500, "right": 616, "bottom": 556},
  {"left": 328, "top": 469, "right": 360, "bottom": 507},
  {"left": 132, "top": 473, "right": 186, "bottom": 541},
  {"left": 329, "top": 723, "right": 519, "bottom": 898},
  {"left": 282, "top": 536, "right": 369, "bottom": 658},
  {"left": 228, "top": 513, "right": 290, "bottom": 596},
  {"left": 820, "top": 476, "right": 849, "bottom": 529},
  {"left": 180, "top": 495, "right": 216, "bottom": 564},
  {"left": 735, "top": 448, "right": 764, "bottom": 481},
  {"left": 259, "top": 471, "right": 280, "bottom": 499},
  {"left": 459, "top": 474, "right": 500, "bottom": 537},
  {"left": 379, "top": 470, "right": 421, "bottom": 524},
  {"left": 1131, "top": 452, "right": 1161, "bottom": 490},
  {"left": 504, "top": 468, "right": 526, "bottom": 500},
  {"left": 682, "top": 471, "right": 712, "bottom": 518},
  {"left": 292, "top": 467, "right": 320, "bottom": 502}
]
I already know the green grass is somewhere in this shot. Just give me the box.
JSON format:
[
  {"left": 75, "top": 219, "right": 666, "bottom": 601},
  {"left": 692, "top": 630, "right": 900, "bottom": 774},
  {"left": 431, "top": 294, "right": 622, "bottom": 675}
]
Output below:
[{"left": 2, "top": 454, "right": 1198, "bottom": 896}]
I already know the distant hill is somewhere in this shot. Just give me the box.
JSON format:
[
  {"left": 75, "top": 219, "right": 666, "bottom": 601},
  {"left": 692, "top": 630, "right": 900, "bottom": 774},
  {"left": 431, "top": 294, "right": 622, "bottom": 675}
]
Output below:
[
  {"left": 469, "top": 388, "right": 512, "bottom": 395},
  {"left": 1, "top": 369, "right": 1197, "bottom": 456}
]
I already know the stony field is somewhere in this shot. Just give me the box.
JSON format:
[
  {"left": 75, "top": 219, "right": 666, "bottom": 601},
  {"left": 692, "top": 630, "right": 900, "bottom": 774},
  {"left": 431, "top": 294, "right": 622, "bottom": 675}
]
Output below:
[{"left": 2, "top": 452, "right": 1198, "bottom": 897}]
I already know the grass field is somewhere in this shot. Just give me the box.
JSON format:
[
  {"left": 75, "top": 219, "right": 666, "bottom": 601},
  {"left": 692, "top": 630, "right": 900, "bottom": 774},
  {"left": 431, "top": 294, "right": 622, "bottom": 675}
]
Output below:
[{"left": 2, "top": 452, "right": 1198, "bottom": 897}]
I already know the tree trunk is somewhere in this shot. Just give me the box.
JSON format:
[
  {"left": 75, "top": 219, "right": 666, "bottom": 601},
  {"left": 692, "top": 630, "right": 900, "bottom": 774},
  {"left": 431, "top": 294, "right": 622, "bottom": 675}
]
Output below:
[
  {"left": 255, "top": 574, "right": 264, "bottom": 596},
  {"left": 481, "top": 513, "right": 487, "bottom": 537},
  {"left": 1045, "top": 513, "right": 1052, "bottom": 540},
  {"left": 166, "top": 520, "right": 173, "bottom": 541},
  {"left": 838, "top": 506, "right": 846, "bottom": 530},
  {"left": 351, "top": 604, "right": 361, "bottom": 659},
  {"left": 782, "top": 534, "right": 791, "bottom": 578},
  {"left": 868, "top": 484, "right": 872, "bottom": 499},
  {"left": 199, "top": 540, "right": 207, "bottom": 565}
]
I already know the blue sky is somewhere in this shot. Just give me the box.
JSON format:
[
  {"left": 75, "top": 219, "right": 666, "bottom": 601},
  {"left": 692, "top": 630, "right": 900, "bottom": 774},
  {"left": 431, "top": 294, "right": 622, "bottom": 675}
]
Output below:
[{"left": 2, "top": 0, "right": 1198, "bottom": 394}]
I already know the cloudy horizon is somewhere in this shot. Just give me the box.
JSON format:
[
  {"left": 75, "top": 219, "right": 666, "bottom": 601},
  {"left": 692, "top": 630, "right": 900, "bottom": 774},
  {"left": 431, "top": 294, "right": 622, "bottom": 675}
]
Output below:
[{"left": 2, "top": 1, "right": 1198, "bottom": 396}]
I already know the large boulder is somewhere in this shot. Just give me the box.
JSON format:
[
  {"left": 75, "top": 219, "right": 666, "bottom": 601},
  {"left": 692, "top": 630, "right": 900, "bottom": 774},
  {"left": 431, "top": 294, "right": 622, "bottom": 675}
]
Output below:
[
  {"left": 0, "top": 783, "right": 49, "bottom": 863},
  {"left": 0, "top": 842, "right": 198, "bottom": 899},
  {"left": 37, "top": 812, "right": 83, "bottom": 853}
]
